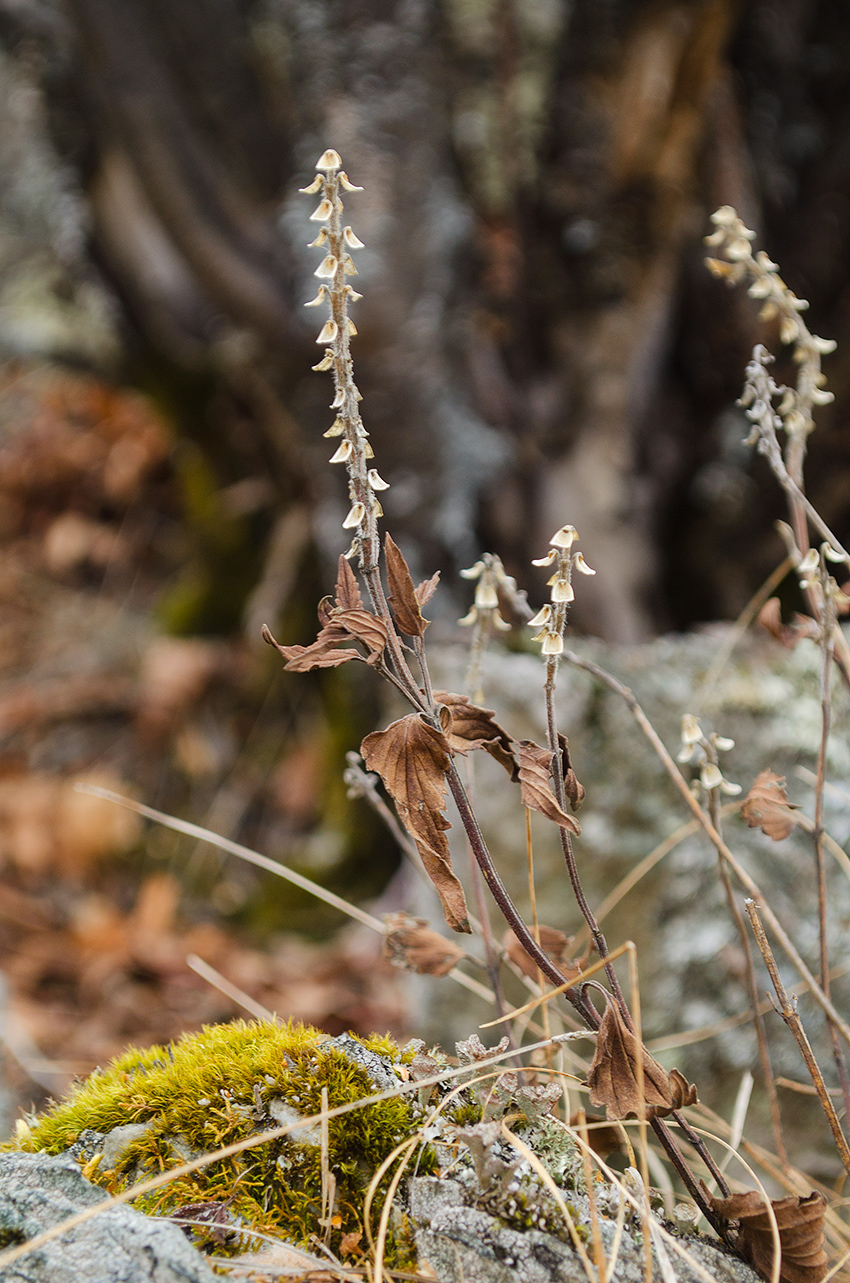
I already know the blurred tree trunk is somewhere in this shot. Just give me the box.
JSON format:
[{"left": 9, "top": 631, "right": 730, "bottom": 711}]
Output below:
[{"left": 2, "top": 0, "right": 849, "bottom": 640}]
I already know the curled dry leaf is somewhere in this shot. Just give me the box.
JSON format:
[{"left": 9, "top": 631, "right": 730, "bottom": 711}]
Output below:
[
  {"left": 516, "top": 740, "right": 581, "bottom": 835},
  {"left": 361, "top": 714, "right": 470, "bottom": 933},
  {"left": 433, "top": 690, "right": 516, "bottom": 774},
  {"left": 503, "top": 926, "right": 584, "bottom": 986},
  {"left": 559, "top": 734, "right": 586, "bottom": 811},
  {"left": 588, "top": 997, "right": 698, "bottom": 1121},
  {"left": 381, "top": 911, "right": 465, "bottom": 976},
  {"left": 385, "top": 533, "right": 428, "bottom": 637},
  {"left": 262, "top": 556, "right": 387, "bottom": 671},
  {"left": 741, "top": 769, "right": 799, "bottom": 841},
  {"left": 757, "top": 598, "right": 820, "bottom": 649},
  {"left": 709, "top": 1190, "right": 827, "bottom": 1283}
]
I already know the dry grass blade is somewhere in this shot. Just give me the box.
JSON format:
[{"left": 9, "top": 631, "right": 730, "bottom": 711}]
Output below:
[{"left": 186, "top": 954, "right": 277, "bottom": 1022}]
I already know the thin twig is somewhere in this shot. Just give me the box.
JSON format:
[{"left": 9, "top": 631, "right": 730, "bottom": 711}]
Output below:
[{"left": 744, "top": 900, "right": 850, "bottom": 1181}]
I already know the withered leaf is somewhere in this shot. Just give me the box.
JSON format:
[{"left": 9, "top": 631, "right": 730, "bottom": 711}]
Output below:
[
  {"left": 385, "top": 533, "right": 428, "bottom": 637},
  {"left": 262, "top": 624, "right": 360, "bottom": 671},
  {"left": 503, "top": 926, "right": 584, "bottom": 986},
  {"left": 415, "top": 572, "right": 441, "bottom": 609},
  {"left": 335, "top": 554, "right": 363, "bottom": 612},
  {"left": 587, "top": 997, "right": 698, "bottom": 1121},
  {"left": 516, "top": 740, "right": 581, "bottom": 835},
  {"left": 333, "top": 608, "right": 388, "bottom": 664},
  {"left": 741, "top": 769, "right": 799, "bottom": 841},
  {"left": 559, "top": 734, "right": 586, "bottom": 811},
  {"left": 757, "top": 598, "right": 820, "bottom": 649},
  {"left": 361, "top": 714, "right": 470, "bottom": 933},
  {"left": 569, "top": 1112, "right": 626, "bottom": 1159},
  {"left": 433, "top": 691, "right": 517, "bottom": 775},
  {"left": 382, "top": 911, "right": 465, "bottom": 976},
  {"left": 709, "top": 1190, "right": 827, "bottom": 1283}
]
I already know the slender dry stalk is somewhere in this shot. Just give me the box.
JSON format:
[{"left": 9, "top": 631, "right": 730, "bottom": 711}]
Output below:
[
  {"left": 705, "top": 772, "right": 788, "bottom": 1166},
  {"left": 744, "top": 900, "right": 850, "bottom": 1180},
  {"left": 560, "top": 652, "right": 850, "bottom": 1049}
]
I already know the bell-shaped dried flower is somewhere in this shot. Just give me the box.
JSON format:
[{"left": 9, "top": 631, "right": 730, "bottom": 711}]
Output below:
[
  {"left": 342, "top": 502, "right": 365, "bottom": 529},
  {"left": 550, "top": 579, "right": 574, "bottom": 603},
  {"left": 475, "top": 581, "right": 499, "bottom": 609},
  {"left": 811, "top": 386, "right": 835, "bottom": 405},
  {"left": 573, "top": 552, "right": 595, "bottom": 575},
  {"left": 310, "top": 199, "right": 334, "bottom": 222},
  {"left": 308, "top": 228, "right": 328, "bottom": 248},
  {"left": 681, "top": 714, "right": 702, "bottom": 745},
  {"left": 300, "top": 175, "right": 323, "bottom": 194},
  {"left": 316, "top": 149, "right": 342, "bottom": 171},
  {"left": 338, "top": 172, "right": 363, "bottom": 192},
  {"left": 343, "top": 226, "right": 364, "bottom": 249},
  {"left": 329, "top": 441, "right": 353, "bottom": 464},
  {"left": 314, "top": 255, "right": 338, "bottom": 279},
  {"left": 460, "top": 561, "right": 485, "bottom": 580},
  {"left": 712, "top": 734, "right": 735, "bottom": 752},
  {"left": 550, "top": 525, "right": 578, "bottom": 550},
  {"left": 458, "top": 606, "right": 478, "bottom": 627},
  {"left": 527, "top": 604, "right": 553, "bottom": 628},
  {"left": 531, "top": 549, "right": 557, "bottom": 567},
  {"left": 700, "top": 762, "right": 723, "bottom": 790},
  {"left": 541, "top": 631, "right": 564, "bottom": 656},
  {"left": 779, "top": 316, "right": 799, "bottom": 345},
  {"left": 323, "top": 418, "right": 345, "bottom": 437},
  {"left": 312, "top": 351, "right": 334, "bottom": 371},
  {"left": 823, "top": 543, "right": 846, "bottom": 563},
  {"left": 492, "top": 611, "right": 512, "bottom": 632},
  {"left": 316, "top": 320, "right": 338, "bottom": 344},
  {"left": 798, "top": 548, "right": 819, "bottom": 575},
  {"left": 367, "top": 469, "right": 390, "bottom": 491},
  {"left": 304, "top": 286, "right": 328, "bottom": 308},
  {"left": 811, "top": 335, "right": 837, "bottom": 354}
]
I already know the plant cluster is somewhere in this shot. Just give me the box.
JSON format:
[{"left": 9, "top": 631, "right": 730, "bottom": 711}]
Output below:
[{"left": 4, "top": 160, "right": 850, "bottom": 1283}]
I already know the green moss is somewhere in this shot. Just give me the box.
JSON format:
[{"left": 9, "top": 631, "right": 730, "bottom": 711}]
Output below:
[{"left": 10, "top": 1020, "right": 428, "bottom": 1266}]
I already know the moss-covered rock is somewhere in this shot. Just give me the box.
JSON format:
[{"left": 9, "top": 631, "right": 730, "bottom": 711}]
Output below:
[{"left": 10, "top": 1020, "right": 427, "bottom": 1267}]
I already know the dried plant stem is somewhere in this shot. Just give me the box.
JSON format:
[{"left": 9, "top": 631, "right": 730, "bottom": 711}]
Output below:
[
  {"left": 706, "top": 790, "right": 787, "bottom": 1167},
  {"left": 811, "top": 596, "right": 850, "bottom": 1128},
  {"left": 562, "top": 650, "right": 850, "bottom": 1050},
  {"left": 444, "top": 761, "right": 600, "bottom": 1030},
  {"left": 544, "top": 664, "right": 628, "bottom": 1018},
  {"left": 744, "top": 901, "right": 850, "bottom": 1181}
]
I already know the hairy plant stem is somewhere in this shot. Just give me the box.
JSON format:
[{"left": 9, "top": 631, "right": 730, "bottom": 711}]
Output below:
[
  {"left": 563, "top": 649, "right": 850, "bottom": 1050},
  {"left": 706, "top": 787, "right": 788, "bottom": 1168},
  {"left": 543, "top": 660, "right": 629, "bottom": 1019},
  {"left": 745, "top": 902, "right": 850, "bottom": 1181}
]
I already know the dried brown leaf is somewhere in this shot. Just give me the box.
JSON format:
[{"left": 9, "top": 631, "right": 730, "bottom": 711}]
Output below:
[
  {"left": 757, "top": 598, "right": 820, "bottom": 649},
  {"left": 433, "top": 691, "right": 516, "bottom": 774},
  {"left": 385, "top": 533, "right": 428, "bottom": 637},
  {"left": 559, "top": 734, "right": 586, "bottom": 811},
  {"left": 570, "top": 1111, "right": 626, "bottom": 1158},
  {"left": 335, "top": 554, "right": 363, "bottom": 611},
  {"left": 382, "top": 911, "right": 465, "bottom": 976},
  {"left": 415, "top": 572, "right": 441, "bottom": 609},
  {"left": 741, "top": 769, "right": 799, "bottom": 841},
  {"left": 709, "top": 1190, "right": 828, "bottom": 1283},
  {"left": 333, "top": 608, "right": 388, "bottom": 663},
  {"left": 587, "top": 997, "right": 698, "bottom": 1121},
  {"left": 262, "top": 624, "right": 360, "bottom": 671},
  {"left": 503, "top": 926, "right": 584, "bottom": 985},
  {"left": 516, "top": 740, "right": 580, "bottom": 834},
  {"left": 361, "top": 714, "right": 470, "bottom": 933}
]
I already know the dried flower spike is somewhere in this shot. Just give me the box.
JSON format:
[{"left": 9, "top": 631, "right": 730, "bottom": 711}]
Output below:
[
  {"left": 528, "top": 525, "right": 593, "bottom": 662},
  {"left": 303, "top": 150, "right": 383, "bottom": 572}
]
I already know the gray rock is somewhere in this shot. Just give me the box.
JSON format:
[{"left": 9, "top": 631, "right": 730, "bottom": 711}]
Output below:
[
  {"left": 411, "top": 1175, "right": 760, "bottom": 1283},
  {"left": 0, "top": 1151, "right": 217, "bottom": 1283},
  {"left": 100, "top": 1123, "right": 153, "bottom": 1174}
]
